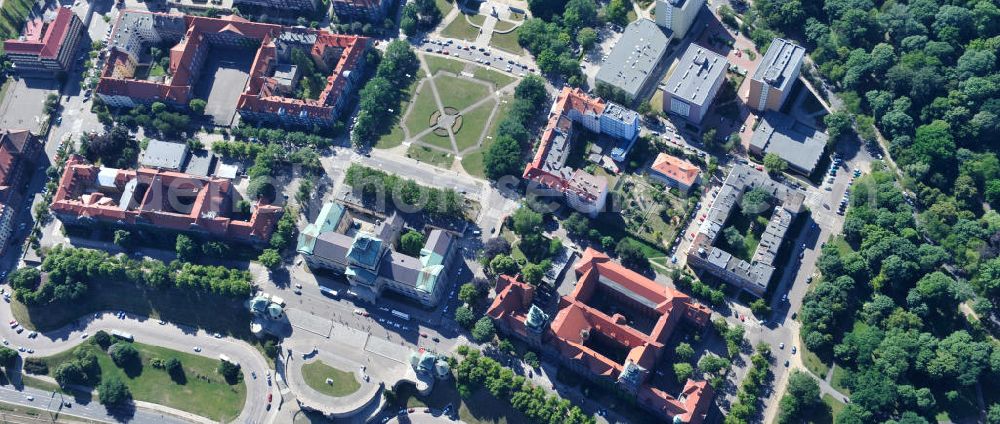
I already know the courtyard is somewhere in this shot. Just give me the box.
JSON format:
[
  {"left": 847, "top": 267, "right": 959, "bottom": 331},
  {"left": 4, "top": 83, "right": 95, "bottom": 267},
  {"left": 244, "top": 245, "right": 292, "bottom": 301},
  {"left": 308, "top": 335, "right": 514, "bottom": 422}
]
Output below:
[
  {"left": 376, "top": 54, "right": 519, "bottom": 177},
  {"left": 192, "top": 47, "right": 255, "bottom": 126}
]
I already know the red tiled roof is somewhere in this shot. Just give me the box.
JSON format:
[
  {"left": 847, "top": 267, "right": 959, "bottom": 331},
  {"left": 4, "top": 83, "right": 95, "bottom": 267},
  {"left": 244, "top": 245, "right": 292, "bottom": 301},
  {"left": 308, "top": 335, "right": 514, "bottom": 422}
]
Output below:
[
  {"left": 3, "top": 8, "right": 76, "bottom": 59},
  {"left": 486, "top": 275, "right": 536, "bottom": 338},
  {"left": 522, "top": 87, "right": 607, "bottom": 201},
  {"left": 50, "top": 155, "right": 282, "bottom": 242},
  {"left": 651, "top": 153, "right": 700, "bottom": 187}
]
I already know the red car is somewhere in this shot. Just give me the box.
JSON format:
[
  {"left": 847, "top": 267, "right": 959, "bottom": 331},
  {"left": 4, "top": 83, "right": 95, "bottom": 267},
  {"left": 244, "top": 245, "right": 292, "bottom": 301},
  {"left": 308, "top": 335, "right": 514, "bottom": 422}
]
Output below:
[{"left": 267, "top": 393, "right": 272, "bottom": 403}]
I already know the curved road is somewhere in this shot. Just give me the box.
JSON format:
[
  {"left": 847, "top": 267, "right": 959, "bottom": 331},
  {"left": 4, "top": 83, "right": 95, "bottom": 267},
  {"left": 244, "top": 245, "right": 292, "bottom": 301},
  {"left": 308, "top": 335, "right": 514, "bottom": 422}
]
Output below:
[{"left": 0, "top": 302, "right": 277, "bottom": 424}]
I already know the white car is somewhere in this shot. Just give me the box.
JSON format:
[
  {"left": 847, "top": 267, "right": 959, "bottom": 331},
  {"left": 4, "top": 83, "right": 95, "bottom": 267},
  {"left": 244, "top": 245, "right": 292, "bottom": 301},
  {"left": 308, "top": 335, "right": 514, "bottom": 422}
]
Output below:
[
  {"left": 80, "top": 333, "right": 88, "bottom": 339},
  {"left": 193, "top": 346, "right": 202, "bottom": 352}
]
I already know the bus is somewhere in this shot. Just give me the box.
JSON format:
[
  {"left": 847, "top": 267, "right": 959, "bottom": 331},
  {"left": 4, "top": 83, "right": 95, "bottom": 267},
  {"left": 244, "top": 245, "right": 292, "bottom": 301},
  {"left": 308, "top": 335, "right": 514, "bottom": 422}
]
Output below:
[
  {"left": 319, "top": 287, "right": 339, "bottom": 298},
  {"left": 111, "top": 330, "right": 134, "bottom": 342},
  {"left": 391, "top": 310, "right": 410, "bottom": 321}
]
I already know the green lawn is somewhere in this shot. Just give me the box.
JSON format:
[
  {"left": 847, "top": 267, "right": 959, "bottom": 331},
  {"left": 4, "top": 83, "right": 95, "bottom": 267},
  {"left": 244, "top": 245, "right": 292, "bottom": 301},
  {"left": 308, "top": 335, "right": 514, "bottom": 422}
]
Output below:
[
  {"left": 403, "top": 83, "right": 441, "bottom": 138},
  {"left": 453, "top": 101, "right": 495, "bottom": 151},
  {"left": 800, "top": 342, "right": 831, "bottom": 378},
  {"left": 459, "top": 93, "right": 511, "bottom": 177},
  {"left": 493, "top": 20, "right": 517, "bottom": 32},
  {"left": 425, "top": 55, "right": 467, "bottom": 77},
  {"left": 301, "top": 360, "right": 361, "bottom": 398},
  {"left": 441, "top": 14, "right": 481, "bottom": 42},
  {"left": 376, "top": 70, "right": 425, "bottom": 149},
  {"left": 407, "top": 145, "right": 454, "bottom": 168},
  {"left": 39, "top": 342, "right": 246, "bottom": 422},
  {"left": 472, "top": 67, "right": 517, "bottom": 89},
  {"left": 423, "top": 129, "right": 455, "bottom": 150},
  {"left": 489, "top": 29, "right": 523, "bottom": 55},
  {"left": 434, "top": 0, "right": 452, "bottom": 16},
  {"left": 830, "top": 365, "right": 851, "bottom": 395},
  {"left": 435, "top": 75, "right": 491, "bottom": 111}
]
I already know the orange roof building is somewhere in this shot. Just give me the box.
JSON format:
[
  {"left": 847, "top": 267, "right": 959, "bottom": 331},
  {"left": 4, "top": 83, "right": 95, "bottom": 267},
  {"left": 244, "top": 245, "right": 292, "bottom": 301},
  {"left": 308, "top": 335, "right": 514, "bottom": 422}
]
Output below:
[
  {"left": 50, "top": 155, "right": 282, "bottom": 246},
  {"left": 488, "top": 248, "right": 714, "bottom": 423},
  {"left": 649, "top": 153, "right": 701, "bottom": 195},
  {"left": 3, "top": 7, "right": 84, "bottom": 75},
  {"left": 97, "top": 11, "right": 368, "bottom": 127}
]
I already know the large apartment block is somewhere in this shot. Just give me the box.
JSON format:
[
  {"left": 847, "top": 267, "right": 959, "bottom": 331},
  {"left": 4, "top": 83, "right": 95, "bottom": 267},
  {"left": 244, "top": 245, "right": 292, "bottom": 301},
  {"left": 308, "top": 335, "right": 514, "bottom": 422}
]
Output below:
[
  {"left": 595, "top": 19, "right": 669, "bottom": 102},
  {"left": 661, "top": 43, "right": 727, "bottom": 123},
  {"left": 523, "top": 88, "right": 639, "bottom": 217},
  {"left": 296, "top": 202, "right": 458, "bottom": 307},
  {"left": 50, "top": 155, "right": 282, "bottom": 247},
  {"left": 686, "top": 165, "right": 804, "bottom": 296},
  {"left": 332, "top": 0, "right": 392, "bottom": 22},
  {"left": 488, "top": 249, "right": 715, "bottom": 423},
  {"left": 97, "top": 11, "right": 369, "bottom": 127},
  {"left": 0, "top": 130, "right": 42, "bottom": 254},
  {"left": 747, "top": 38, "right": 805, "bottom": 112},
  {"left": 3, "top": 8, "right": 84, "bottom": 76},
  {"left": 654, "top": 0, "right": 704, "bottom": 38}
]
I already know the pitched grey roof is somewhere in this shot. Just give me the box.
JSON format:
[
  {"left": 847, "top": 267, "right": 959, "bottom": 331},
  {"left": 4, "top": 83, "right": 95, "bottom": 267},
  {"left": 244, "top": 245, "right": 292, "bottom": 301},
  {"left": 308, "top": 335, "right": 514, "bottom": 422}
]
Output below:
[
  {"left": 380, "top": 251, "right": 422, "bottom": 287},
  {"left": 595, "top": 19, "right": 669, "bottom": 98},
  {"left": 312, "top": 231, "right": 353, "bottom": 263},
  {"left": 423, "top": 230, "right": 451, "bottom": 256}
]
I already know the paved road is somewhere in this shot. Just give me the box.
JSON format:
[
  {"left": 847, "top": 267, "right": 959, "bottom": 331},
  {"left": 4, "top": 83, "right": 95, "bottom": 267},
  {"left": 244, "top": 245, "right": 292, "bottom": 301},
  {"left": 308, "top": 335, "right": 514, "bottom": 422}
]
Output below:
[
  {"left": 0, "top": 302, "right": 278, "bottom": 424},
  {"left": 0, "top": 384, "right": 190, "bottom": 424}
]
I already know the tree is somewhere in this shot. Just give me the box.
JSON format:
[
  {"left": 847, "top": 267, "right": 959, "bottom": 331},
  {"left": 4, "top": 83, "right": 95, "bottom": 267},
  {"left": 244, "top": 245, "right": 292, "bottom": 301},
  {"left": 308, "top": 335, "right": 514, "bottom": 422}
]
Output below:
[
  {"left": 698, "top": 354, "right": 730, "bottom": 375},
  {"left": 54, "top": 362, "right": 86, "bottom": 387},
  {"left": 723, "top": 227, "right": 744, "bottom": 248},
  {"left": 673, "top": 363, "right": 694, "bottom": 382},
  {"left": 400, "top": 230, "right": 426, "bottom": 256},
  {"left": 109, "top": 342, "right": 139, "bottom": 368},
  {"left": 165, "top": 357, "right": 184, "bottom": 383},
  {"left": 483, "top": 135, "right": 522, "bottom": 180},
  {"left": 113, "top": 230, "right": 133, "bottom": 251},
  {"left": 824, "top": 111, "right": 854, "bottom": 140},
  {"left": 258, "top": 249, "right": 281, "bottom": 269},
  {"left": 675, "top": 343, "right": 695, "bottom": 362},
  {"left": 740, "top": 187, "right": 772, "bottom": 216},
  {"left": 92, "top": 330, "right": 113, "bottom": 350},
  {"left": 188, "top": 99, "right": 206, "bottom": 115},
  {"left": 563, "top": 212, "right": 591, "bottom": 237},
  {"left": 523, "top": 351, "right": 540, "bottom": 368},
  {"left": 576, "top": 27, "right": 597, "bottom": 51},
  {"left": 511, "top": 206, "right": 543, "bottom": 236},
  {"left": 778, "top": 371, "right": 821, "bottom": 423},
  {"left": 615, "top": 239, "right": 647, "bottom": 269},
  {"left": 218, "top": 360, "right": 241, "bottom": 385},
  {"left": 97, "top": 376, "right": 131, "bottom": 406},
  {"left": 988, "top": 404, "right": 1000, "bottom": 424},
  {"left": 455, "top": 306, "right": 475, "bottom": 328},
  {"left": 458, "top": 282, "right": 480, "bottom": 305},
  {"left": 750, "top": 299, "right": 770, "bottom": 317},
  {"left": 175, "top": 234, "right": 198, "bottom": 262},
  {"left": 489, "top": 255, "right": 519, "bottom": 276},
  {"left": 471, "top": 317, "right": 496, "bottom": 342},
  {"left": 763, "top": 153, "right": 788, "bottom": 175},
  {"left": 604, "top": 0, "right": 629, "bottom": 26},
  {"left": 482, "top": 237, "right": 511, "bottom": 260},
  {"left": 522, "top": 262, "right": 548, "bottom": 285},
  {"left": 0, "top": 347, "right": 18, "bottom": 370}
]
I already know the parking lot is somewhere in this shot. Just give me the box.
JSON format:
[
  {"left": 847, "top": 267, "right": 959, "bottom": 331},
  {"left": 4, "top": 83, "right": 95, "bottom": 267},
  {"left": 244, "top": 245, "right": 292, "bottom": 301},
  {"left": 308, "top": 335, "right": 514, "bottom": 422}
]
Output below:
[{"left": 416, "top": 37, "right": 535, "bottom": 77}]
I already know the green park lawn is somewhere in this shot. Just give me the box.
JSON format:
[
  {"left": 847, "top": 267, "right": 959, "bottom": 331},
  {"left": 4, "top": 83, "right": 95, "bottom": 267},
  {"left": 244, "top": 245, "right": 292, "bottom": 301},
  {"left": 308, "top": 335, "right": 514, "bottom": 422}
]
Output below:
[
  {"left": 425, "top": 55, "right": 466, "bottom": 76},
  {"left": 403, "top": 83, "right": 442, "bottom": 138},
  {"left": 489, "top": 29, "right": 523, "bottom": 54},
  {"left": 435, "top": 75, "right": 491, "bottom": 111},
  {"left": 472, "top": 67, "right": 516, "bottom": 89},
  {"left": 376, "top": 70, "right": 425, "bottom": 149},
  {"left": 390, "top": 381, "right": 529, "bottom": 424},
  {"left": 453, "top": 101, "right": 495, "bottom": 151},
  {"left": 40, "top": 342, "right": 246, "bottom": 421},
  {"left": 434, "top": 0, "right": 452, "bottom": 16},
  {"left": 301, "top": 360, "right": 361, "bottom": 397},
  {"left": 830, "top": 365, "right": 851, "bottom": 395},
  {"left": 441, "top": 14, "right": 483, "bottom": 41},
  {"left": 493, "top": 20, "right": 517, "bottom": 32},
  {"left": 460, "top": 92, "right": 511, "bottom": 177},
  {"left": 407, "top": 145, "right": 454, "bottom": 168}
]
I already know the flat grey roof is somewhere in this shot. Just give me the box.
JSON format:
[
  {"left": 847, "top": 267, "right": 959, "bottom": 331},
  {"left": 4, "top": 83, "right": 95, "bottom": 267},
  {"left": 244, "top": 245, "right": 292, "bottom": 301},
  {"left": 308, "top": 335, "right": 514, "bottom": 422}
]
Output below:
[
  {"left": 750, "top": 111, "right": 827, "bottom": 174},
  {"left": 141, "top": 140, "right": 188, "bottom": 170},
  {"left": 752, "top": 38, "right": 804, "bottom": 92},
  {"left": 664, "top": 43, "right": 727, "bottom": 107},
  {"left": 604, "top": 102, "right": 639, "bottom": 124},
  {"left": 595, "top": 19, "right": 670, "bottom": 98},
  {"left": 184, "top": 150, "right": 216, "bottom": 176}
]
